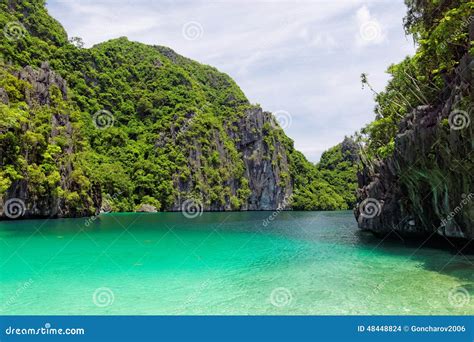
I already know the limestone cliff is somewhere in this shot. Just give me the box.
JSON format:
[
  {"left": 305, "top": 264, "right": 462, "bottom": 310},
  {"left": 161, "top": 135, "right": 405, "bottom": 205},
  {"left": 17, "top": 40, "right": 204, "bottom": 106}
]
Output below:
[
  {"left": 355, "top": 51, "right": 473, "bottom": 241},
  {"left": 168, "top": 106, "right": 293, "bottom": 211},
  {"left": 0, "top": 0, "right": 352, "bottom": 219},
  {"left": 0, "top": 63, "right": 101, "bottom": 219},
  {"left": 0, "top": 62, "right": 292, "bottom": 217}
]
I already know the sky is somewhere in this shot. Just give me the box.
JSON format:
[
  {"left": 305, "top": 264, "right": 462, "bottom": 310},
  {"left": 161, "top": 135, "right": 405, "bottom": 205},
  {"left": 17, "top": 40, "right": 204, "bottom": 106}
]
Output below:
[{"left": 47, "top": 0, "right": 416, "bottom": 162}]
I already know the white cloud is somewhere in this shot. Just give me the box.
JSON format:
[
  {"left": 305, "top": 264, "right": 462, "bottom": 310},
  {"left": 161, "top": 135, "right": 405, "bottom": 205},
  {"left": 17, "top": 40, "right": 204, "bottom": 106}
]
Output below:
[{"left": 47, "top": 0, "right": 415, "bottom": 162}]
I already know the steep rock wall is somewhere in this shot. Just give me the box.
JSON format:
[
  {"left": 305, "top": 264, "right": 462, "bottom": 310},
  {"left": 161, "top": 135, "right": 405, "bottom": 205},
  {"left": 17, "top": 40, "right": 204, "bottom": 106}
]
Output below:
[
  {"left": 355, "top": 51, "right": 473, "bottom": 241},
  {"left": 0, "top": 63, "right": 101, "bottom": 219}
]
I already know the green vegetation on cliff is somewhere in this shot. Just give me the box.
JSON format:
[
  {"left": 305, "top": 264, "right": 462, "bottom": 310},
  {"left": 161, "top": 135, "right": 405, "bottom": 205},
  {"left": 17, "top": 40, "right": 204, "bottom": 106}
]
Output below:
[
  {"left": 317, "top": 137, "right": 359, "bottom": 208},
  {"left": 359, "top": 0, "right": 473, "bottom": 159},
  {"left": 0, "top": 0, "right": 358, "bottom": 214},
  {"left": 0, "top": 64, "right": 98, "bottom": 216},
  {"left": 355, "top": 0, "right": 473, "bottom": 239}
]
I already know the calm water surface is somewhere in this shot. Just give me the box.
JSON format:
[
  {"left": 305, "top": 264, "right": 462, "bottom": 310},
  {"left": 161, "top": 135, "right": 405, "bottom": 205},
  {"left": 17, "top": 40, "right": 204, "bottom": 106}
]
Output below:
[{"left": 0, "top": 211, "right": 473, "bottom": 315}]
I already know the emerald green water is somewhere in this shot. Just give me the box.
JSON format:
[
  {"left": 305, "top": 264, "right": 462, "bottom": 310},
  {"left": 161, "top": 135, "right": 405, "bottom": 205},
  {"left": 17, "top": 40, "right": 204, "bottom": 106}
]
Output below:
[{"left": 0, "top": 211, "right": 473, "bottom": 315}]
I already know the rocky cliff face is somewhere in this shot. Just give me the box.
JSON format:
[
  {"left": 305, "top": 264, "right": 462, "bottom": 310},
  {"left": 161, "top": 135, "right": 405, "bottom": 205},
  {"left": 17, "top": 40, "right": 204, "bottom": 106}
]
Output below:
[
  {"left": 17, "top": 62, "right": 68, "bottom": 106},
  {"left": 231, "top": 107, "right": 292, "bottom": 210},
  {"left": 159, "top": 105, "right": 292, "bottom": 212},
  {"left": 0, "top": 61, "right": 293, "bottom": 218},
  {"left": 0, "top": 63, "right": 101, "bottom": 219},
  {"left": 1, "top": 0, "right": 347, "bottom": 219},
  {"left": 355, "top": 51, "right": 473, "bottom": 241}
]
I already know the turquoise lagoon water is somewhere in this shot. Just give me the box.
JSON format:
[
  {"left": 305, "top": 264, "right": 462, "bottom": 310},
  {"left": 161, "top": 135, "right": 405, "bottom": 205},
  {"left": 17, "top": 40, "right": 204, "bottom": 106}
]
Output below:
[{"left": 0, "top": 211, "right": 473, "bottom": 315}]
